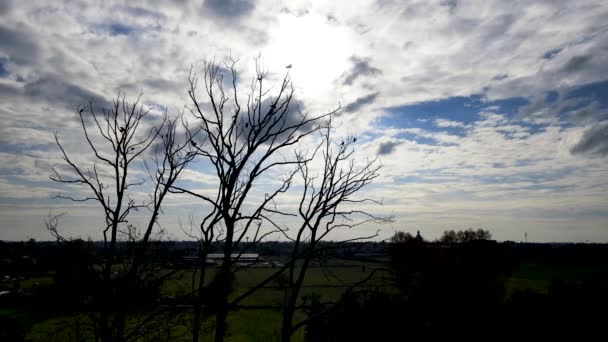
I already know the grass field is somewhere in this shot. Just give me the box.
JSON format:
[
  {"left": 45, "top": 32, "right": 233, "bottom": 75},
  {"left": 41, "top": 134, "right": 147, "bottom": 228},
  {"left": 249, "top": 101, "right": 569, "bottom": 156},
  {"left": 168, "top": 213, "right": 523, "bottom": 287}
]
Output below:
[
  {"left": 506, "top": 262, "right": 608, "bottom": 295},
  {"left": 161, "top": 261, "right": 389, "bottom": 306},
  {"left": 3, "top": 261, "right": 385, "bottom": 342},
  {"left": 3, "top": 260, "right": 608, "bottom": 341}
]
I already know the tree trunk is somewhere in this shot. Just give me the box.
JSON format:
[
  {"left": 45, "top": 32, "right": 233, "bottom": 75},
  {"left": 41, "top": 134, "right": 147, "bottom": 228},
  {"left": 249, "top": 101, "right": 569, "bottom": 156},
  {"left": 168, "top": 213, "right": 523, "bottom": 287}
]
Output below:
[
  {"left": 281, "top": 304, "right": 295, "bottom": 342},
  {"left": 281, "top": 246, "right": 314, "bottom": 342},
  {"left": 214, "top": 232, "right": 233, "bottom": 342},
  {"left": 99, "top": 321, "right": 111, "bottom": 342},
  {"left": 214, "top": 305, "right": 228, "bottom": 342},
  {"left": 193, "top": 256, "right": 208, "bottom": 342},
  {"left": 213, "top": 267, "right": 230, "bottom": 342},
  {"left": 192, "top": 302, "right": 201, "bottom": 342}
]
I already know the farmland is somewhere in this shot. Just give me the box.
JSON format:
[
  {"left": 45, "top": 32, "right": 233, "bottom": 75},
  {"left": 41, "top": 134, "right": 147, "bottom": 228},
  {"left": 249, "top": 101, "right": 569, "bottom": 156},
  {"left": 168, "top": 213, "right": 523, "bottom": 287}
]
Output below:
[{"left": 3, "top": 240, "right": 608, "bottom": 341}]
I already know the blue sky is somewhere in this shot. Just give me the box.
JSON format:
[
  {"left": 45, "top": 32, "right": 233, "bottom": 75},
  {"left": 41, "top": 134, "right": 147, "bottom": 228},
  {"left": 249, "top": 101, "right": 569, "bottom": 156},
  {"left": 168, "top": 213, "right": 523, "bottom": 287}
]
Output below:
[{"left": 0, "top": 0, "right": 607, "bottom": 242}]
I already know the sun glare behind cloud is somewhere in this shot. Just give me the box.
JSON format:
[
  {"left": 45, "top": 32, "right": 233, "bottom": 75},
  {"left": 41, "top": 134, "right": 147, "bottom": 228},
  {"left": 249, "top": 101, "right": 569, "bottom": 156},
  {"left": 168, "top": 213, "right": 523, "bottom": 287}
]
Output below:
[{"left": 264, "top": 12, "right": 354, "bottom": 103}]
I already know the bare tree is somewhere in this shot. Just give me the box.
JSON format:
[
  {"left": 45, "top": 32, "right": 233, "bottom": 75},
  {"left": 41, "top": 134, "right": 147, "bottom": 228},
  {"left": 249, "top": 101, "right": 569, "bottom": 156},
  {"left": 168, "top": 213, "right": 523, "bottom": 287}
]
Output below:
[
  {"left": 170, "top": 58, "right": 339, "bottom": 341},
  {"left": 278, "top": 122, "right": 387, "bottom": 341},
  {"left": 45, "top": 211, "right": 67, "bottom": 244},
  {"left": 178, "top": 214, "right": 219, "bottom": 342},
  {"left": 51, "top": 94, "right": 194, "bottom": 342}
]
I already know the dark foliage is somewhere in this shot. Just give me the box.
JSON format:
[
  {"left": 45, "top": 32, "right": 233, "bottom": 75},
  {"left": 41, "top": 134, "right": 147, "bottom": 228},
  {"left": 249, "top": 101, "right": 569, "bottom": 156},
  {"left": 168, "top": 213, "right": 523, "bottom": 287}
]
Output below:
[
  {"left": 306, "top": 236, "right": 608, "bottom": 341},
  {"left": 306, "top": 291, "right": 406, "bottom": 342}
]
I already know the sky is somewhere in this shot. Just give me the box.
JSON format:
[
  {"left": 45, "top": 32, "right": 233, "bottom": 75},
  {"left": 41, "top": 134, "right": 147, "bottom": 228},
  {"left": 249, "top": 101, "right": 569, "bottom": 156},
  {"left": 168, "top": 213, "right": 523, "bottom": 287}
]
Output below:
[{"left": 1, "top": 0, "right": 607, "bottom": 242}]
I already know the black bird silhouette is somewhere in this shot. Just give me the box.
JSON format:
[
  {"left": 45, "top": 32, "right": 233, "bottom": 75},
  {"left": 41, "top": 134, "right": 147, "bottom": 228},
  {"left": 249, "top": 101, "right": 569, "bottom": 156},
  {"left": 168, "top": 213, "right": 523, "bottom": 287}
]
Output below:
[
  {"left": 190, "top": 140, "right": 197, "bottom": 147},
  {"left": 340, "top": 141, "right": 344, "bottom": 145},
  {"left": 286, "top": 64, "right": 292, "bottom": 69},
  {"left": 353, "top": 137, "right": 357, "bottom": 142},
  {"left": 245, "top": 123, "right": 249, "bottom": 128},
  {"left": 119, "top": 127, "right": 125, "bottom": 132}
]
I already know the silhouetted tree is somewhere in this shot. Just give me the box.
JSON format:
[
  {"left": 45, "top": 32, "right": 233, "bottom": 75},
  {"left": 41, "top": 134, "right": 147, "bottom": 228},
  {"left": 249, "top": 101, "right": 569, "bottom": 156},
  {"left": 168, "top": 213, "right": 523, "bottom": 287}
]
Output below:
[
  {"left": 170, "top": 58, "right": 339, "bottom": 342},
  {"left": 389, "top": 237, "right": 510, "bottom": 340},
  {"left": 439, "top": 229, "right": 457, "bottom": 244},
  {"left": 390, "top": 231, "right": 415, "bottom": 243},
  {"left": 439, "top": 228, "right": 491, "bottom": 244},
  {"left": 277, "top": 121, "right": 387, "bottom": 342},
  {"left": 305, "top": 290, "right": 405, "bottom": 342},
  {"left": 51, "top": 94, "right": 194, "bottom": 342},
  {"left": 391, "top": 230, "right": 425, "bottom": 244}
]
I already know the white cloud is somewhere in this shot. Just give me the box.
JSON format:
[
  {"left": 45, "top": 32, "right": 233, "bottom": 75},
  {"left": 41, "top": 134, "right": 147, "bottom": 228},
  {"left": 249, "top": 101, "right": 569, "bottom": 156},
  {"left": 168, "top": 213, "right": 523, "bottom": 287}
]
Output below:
[
  {"left": 1, "top": 0, "right": 607, "bottom": 241},
  {"left": 434, "top": 119, "right": 466, "bottom": 128}
]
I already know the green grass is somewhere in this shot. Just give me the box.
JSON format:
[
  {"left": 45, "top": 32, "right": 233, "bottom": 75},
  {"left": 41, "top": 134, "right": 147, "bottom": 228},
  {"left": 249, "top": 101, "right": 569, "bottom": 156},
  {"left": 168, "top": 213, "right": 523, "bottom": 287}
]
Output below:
[
  {"left": 156, "top": 263, "right": 386, "bottom": 341},
  {"left": 160, "top": 263, "right": 387, "bottom": 301},
  {"left": 19, "top": 276, "right": 54, "bottom": 289},
  {"left": 20, "top": 309, "right": 298, "bottom": 342},
  {"left": 13, "top": 261, "right": 608, "bottom": 341},
  {"left": 8, "top": 264, "right": 383, "bottom": 341},
  {"left": 223, "top": 310, "right": 286, "bottom": 342},
  {"left": 506, "top": 263, "right": 608, "bottom": 295}
]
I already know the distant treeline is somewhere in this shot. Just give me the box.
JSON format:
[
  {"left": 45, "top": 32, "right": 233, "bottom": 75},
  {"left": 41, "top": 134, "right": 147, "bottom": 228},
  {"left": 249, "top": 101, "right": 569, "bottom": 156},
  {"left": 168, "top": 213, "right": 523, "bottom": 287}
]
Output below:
[{"left": 3, "top": 238, "right": 608, "bottom": 273}]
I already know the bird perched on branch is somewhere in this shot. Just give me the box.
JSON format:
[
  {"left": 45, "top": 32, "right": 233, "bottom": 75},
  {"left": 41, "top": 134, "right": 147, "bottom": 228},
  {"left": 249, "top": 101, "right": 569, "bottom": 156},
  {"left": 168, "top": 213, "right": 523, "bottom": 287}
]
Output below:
[{"left": 286, "top": 64, "right": 292, "bottom": 69}]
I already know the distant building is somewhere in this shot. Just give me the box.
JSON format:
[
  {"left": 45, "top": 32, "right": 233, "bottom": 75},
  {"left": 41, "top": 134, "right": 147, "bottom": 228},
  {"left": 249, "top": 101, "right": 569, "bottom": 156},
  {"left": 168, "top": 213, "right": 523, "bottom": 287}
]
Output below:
[
  {"left": 206, "top": 253, "right": 259, "bottom": 261},
  {"left": 181, "top": 253, "right": 261, "bottom": 266}
]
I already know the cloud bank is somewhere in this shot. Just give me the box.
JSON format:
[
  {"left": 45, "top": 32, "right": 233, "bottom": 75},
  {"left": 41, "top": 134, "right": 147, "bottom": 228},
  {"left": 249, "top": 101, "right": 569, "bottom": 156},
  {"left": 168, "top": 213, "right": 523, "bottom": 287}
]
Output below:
[{"left": 1, "top": 0, "right": 607, "bottom": 242}]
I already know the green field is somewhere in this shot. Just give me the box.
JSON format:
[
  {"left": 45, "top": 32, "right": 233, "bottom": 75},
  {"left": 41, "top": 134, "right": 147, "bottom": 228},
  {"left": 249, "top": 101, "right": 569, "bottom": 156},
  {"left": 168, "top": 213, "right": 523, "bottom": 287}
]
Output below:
[
  {"left": 506, "top": 262, "right": 608, "bottom": 295},
  {"left": 161, "top": 262, "right": 388, "bottom": 304},
  {"left": 3, "top": 260, "right": 607, "bottom": 341},
  {"left": 4, "top": 262, "right": 386, "bottom": 342}
]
